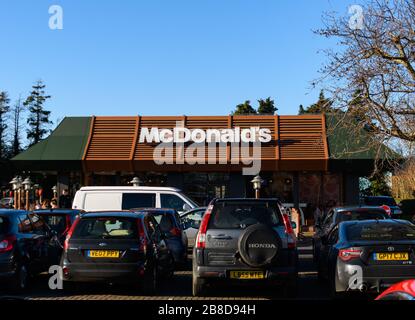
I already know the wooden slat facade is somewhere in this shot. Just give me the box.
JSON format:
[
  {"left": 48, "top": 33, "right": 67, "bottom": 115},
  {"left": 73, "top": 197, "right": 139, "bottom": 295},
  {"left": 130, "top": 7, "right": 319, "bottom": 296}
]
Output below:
[{"left": 82, "top": 115, "right": 329, "bottom": 172}]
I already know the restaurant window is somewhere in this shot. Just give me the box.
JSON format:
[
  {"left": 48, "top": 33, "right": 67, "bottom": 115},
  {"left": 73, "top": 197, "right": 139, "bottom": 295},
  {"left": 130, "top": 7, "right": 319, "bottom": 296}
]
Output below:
[{"left": 183, "top": 173, "right": 229, "bottom": 206}]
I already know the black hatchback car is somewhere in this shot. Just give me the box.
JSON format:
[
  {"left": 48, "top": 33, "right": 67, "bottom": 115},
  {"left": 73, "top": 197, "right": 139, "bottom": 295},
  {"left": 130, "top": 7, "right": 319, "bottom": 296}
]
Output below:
[
  {"left": 313, "top": 206, "right": 388, "bottom": 263},
  {"left": 0, "top": 210, "right": 60, "bottom": 291},
  {"left": 192, "top": 198, "right": 298, "bottom": 297},
  {"left": 61, "top": 211, "right": 175, "bottom": 293},
  {"left": 317, "top": 219, "right": 415, "bottom": 297}
]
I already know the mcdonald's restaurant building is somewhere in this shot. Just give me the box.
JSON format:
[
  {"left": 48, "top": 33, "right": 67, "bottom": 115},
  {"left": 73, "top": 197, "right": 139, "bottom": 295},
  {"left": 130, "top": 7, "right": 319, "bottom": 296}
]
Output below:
[{"left": 12, "top": 114, "right": 378, "bottom": 210}]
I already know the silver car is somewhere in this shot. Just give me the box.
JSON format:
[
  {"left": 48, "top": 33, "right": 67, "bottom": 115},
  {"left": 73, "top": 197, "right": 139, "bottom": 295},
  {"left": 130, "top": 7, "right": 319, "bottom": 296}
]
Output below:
[{"left": 192, "top": 198, "right": 298, "bottom": 297}]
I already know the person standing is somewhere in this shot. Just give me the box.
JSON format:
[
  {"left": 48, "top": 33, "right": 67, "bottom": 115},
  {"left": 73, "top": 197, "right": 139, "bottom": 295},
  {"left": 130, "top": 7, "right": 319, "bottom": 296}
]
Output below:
[
  {"left": 291, "top": 207, "right": 301, "bottom": 238},
  {"left": 51, "top": 199, "right": 59, "bottom": 209},
  {"left": 41, "top": 199, "right": 51, "bottom": 209},
  {"left": 59, "top": 189, "right": 72, "bottom": 209}
]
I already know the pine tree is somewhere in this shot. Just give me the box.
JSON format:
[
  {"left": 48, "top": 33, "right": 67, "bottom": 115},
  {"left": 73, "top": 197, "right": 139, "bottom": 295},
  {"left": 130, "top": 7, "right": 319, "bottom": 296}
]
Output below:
[
  {"left": 11, "top": 96, "right": 25, "bottom": 156},
  {"left": 24, "top": 80, "right": 52, "bottom": 146},
  {"left": 298, "top": 90, "right": 334, "bottom": 114},
  {"left": 257, "top": 97, "right": 277, "bottom": 115},
  {"left": 232, "top": 100, "right": 257, "bottom": 115},
  {"left": 306, "top": 90, "right": 333, "bottom": 114},
  {"left": 0, "top": 91, "right": 10, "bottom": 159},
  {"left": 298, "top": 104, "right": 306, "bottom": 115}
]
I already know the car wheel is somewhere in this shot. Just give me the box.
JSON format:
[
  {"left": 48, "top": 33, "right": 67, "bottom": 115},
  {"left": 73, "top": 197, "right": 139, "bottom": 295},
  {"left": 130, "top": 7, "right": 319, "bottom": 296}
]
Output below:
[
  {"left": 312, "top": 241, "right": 319, "bottom": 264},
  {"left": 284, "top": 277, "right": 298, "bottom": 298},
  {"left": 11, "top": 263, "right": 29, "bottom": 292},
  {"left": 192, "top": 276, "right": 206, "bottom": 297},
  {"left": 329, "top": 270, "right": 344, "bottom": 300},
  {"left": 317, "top": 262, "right": 325, "bottom": 282},
  {"left": 143, "top": 265, "right": 158, "bottom": 295},
  {"left": 62, "top": 281, "right": 77, "bottom": 293}
]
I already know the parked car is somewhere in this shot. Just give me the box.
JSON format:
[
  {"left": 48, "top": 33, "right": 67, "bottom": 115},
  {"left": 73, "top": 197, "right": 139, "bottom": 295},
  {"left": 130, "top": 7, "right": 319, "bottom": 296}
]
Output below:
[
  {"left": 61, "top": 211, "right": 175, "bottom": 293},
  {"left": 192, "top": 198, "right": 298, "bottom": 297},
  {"left": 313, "top": 206, "right": 389, "bottom": 263},
  {"left": 317, "top": 219, "right": 415, "bottom": 298},
  {"left": 34, "top": 209, "right": 83, "bottom": 245},
  {"left": 361, "top": 196, "right": 402, "bottom": 216},
  {"left": 399, "top": 199, "right": 415, "bottom": 218},
  {"left": 0, "top": 198, "right": 13, "bottom": 209},
  {"left": 180, "top": 207, "right": 207, "bottom": 249},
  {"left": 0, "top": 210, "right": 61, "bottom": 290},
  {"left": 133, "top": 208, "right": 188, "bottom": 266},
  {"left": 376, "top": 279, "right": 415, "bottom": 300},
  {"left": 72, "top": 186, "right": 198, "bottom": 214}
]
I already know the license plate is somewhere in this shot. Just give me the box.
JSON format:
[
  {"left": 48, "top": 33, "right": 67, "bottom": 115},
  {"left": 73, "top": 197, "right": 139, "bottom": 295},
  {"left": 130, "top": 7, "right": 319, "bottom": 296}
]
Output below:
[
  {"left": 229, "top": 271, "right": 264, "bottom": 279},
  {"left": 88, "top": 250, "right": 120, "bottom": 258},
  {"left": 373, "top": 252, "right": 409, "bottom": 261}
]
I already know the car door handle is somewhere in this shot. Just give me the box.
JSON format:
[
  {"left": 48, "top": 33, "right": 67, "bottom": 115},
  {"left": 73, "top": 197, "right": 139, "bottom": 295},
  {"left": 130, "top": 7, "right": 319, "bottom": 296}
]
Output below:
[{"left": 210, "top": 235, "right": 232, "bottom": 240}]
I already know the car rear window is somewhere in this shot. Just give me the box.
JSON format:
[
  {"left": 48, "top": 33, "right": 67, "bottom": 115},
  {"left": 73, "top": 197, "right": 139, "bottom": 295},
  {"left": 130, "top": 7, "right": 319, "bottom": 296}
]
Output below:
[
  {"left": 364, "top": 197, "right": 397, "bottom": 206},
  {"left": 0, "top": 216, "right": 9, "bottom": 234},
  {"left": 208, "top": 201, "right": 282, "bottom": 229},
  {"left": 336, "top": 210, "right": 387, "bottom": 223},
  {"left": 346, "top": 222, "right": 415, "bottom": 241},
  {"left": 73, "top": 217, "right": 138, "bottom": 239}
]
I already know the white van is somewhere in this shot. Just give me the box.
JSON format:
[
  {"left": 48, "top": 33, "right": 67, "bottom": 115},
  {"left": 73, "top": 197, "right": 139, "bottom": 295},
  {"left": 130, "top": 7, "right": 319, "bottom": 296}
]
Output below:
[{"left": 72, "top": 186, "right": 199, "bottom": 213}]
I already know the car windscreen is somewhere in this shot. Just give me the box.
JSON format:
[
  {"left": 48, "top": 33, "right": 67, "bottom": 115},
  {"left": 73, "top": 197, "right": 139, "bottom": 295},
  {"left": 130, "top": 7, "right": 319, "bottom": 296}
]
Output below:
[
  {"left": 72, "top": 217, "right": 138, "bottom": 239},
  {"left": 208, "top": 201, "right": 282, "bottom": 229},
  {"left": 0, "top": 216, "right": 9, "bottom": 234},
  {"left": 40, "top": 215, "right": 68, "bottom": 234},
  {"left": 345, "top": 222, "right": 415, "bottom": 241},
  {"left": 336, "top": 210, "right": 387, "bottom": 223},
  {"left": 364, "top": 197, "right": 397, "bottom": 206}
]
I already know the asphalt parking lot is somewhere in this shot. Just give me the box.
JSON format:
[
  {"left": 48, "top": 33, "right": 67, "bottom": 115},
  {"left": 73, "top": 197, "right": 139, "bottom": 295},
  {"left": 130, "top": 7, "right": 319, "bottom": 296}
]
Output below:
[{"left": 0, "top": 239, "right": 373, "bottom": 300}]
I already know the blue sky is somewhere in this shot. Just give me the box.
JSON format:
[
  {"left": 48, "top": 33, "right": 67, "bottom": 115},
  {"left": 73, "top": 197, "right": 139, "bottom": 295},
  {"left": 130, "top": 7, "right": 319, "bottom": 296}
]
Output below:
[{"left": 0, "top": 0, "right": 353, "bottom": 123}]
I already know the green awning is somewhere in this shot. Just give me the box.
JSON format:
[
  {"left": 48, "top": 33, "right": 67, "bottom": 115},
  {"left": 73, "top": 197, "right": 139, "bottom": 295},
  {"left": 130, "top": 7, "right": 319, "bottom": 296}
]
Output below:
[{"left": 12, "top": 117, "right": 91, "bottom": 161}]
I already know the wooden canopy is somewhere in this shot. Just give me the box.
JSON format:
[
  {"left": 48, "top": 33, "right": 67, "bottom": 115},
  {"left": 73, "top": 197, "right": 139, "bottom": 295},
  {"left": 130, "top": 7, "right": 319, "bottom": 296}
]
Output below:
[{"left": 81, "top": 115, "right": 329, "bottom": 172}]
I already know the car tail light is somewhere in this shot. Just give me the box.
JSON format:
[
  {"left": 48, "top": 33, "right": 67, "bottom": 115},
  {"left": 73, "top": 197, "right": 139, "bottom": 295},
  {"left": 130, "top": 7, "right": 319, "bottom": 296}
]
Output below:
[
  {"left": 282, "top": 213, "right": 294, "bottom": 234},
  {"left": 62, "top": 266, "right": 70, "bottom": 277},
  {"left": 339, "top": 248, "right": 362, "bottom": 261},
  {"left": 137, "top": 219, "right": 147, "bottom": 253},
  {"left": 170, "top": 227, "right": 181, "bottom": 237},
  {"left": 196, "top": 205, "right": 213, "bottom": 249},
  {"left": 0, "top": 235, "right": 16, "bottom": 253},
  {"left": 62, "top": 215, "right": 72, "bottom": 236},
  {"left": 282, "top": 214, "right": 296, "bottom": 249},
  {"left": 64, "top": 217, "right": 80, "bottom": 251},
  {"left": 380, "top": 205, "right": 391, "bottom": 216}
]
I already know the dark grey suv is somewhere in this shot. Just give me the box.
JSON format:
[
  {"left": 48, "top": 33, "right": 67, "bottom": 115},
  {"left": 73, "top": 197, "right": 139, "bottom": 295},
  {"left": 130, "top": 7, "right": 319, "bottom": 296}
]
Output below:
[{"left": 192, "top": 198, "right": 298, "bottom": 297}]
